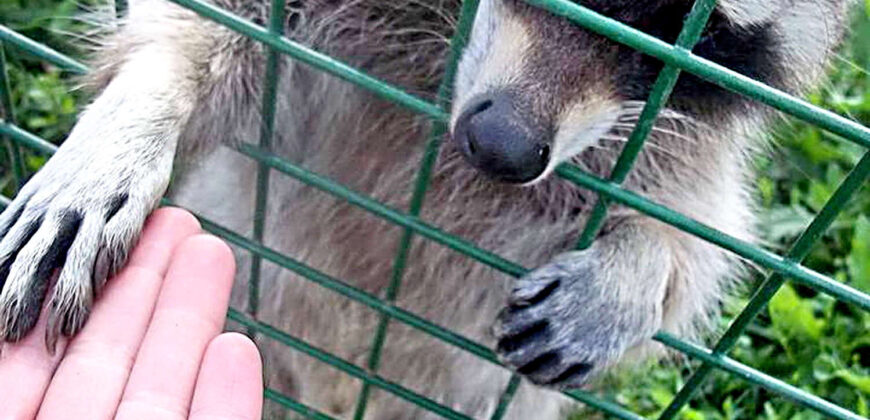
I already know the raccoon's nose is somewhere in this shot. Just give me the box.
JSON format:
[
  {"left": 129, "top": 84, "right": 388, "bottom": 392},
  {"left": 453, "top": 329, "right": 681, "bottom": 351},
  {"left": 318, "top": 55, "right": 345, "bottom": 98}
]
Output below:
[{"left": 453, "top": 92, "right": 550, "bottom": 184}]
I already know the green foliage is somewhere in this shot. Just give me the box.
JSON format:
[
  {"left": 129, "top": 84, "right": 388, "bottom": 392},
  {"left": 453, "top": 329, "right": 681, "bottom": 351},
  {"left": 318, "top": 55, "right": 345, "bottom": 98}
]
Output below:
[{"left": 2, "top": 2, "right": 869, "bottom": 419}]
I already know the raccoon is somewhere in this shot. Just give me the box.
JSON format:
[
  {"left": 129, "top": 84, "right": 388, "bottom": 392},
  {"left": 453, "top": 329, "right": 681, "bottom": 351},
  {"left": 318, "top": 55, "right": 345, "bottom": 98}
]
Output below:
[{"left": 0, "top": 0, "right": 854, "bottom": 418}]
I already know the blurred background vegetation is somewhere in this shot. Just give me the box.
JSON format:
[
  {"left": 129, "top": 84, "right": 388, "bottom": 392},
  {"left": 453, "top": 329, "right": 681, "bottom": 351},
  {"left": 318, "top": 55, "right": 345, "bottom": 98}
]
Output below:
[{"left": 1, "top": 1, "right": 868, "bottom": 419}]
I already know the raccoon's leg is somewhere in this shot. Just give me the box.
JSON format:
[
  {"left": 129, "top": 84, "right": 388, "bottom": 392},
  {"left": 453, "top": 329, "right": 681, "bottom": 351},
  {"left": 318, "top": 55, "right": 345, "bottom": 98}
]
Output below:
[
  {"left": 0, "top": 1, "right": 255, "bottom": 347},
  {"left": 493, "top": 215, "right": 734, "bottom": 389}
]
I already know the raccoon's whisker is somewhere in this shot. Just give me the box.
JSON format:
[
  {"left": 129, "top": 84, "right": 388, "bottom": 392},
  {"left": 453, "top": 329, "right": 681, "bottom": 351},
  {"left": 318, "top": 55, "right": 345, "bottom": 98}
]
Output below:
[
  {"left": 598, "top": 136, "right": 687, "bottom": 162},
  {"left": 608, "top": 123, "right": 699, "bottom": 146}
]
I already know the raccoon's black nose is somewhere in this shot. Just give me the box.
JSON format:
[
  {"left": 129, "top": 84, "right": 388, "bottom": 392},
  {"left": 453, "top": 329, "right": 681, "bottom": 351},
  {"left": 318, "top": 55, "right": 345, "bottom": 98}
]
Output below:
[{"left": 453, "top": 92, "right": 550, "bottom": 184}]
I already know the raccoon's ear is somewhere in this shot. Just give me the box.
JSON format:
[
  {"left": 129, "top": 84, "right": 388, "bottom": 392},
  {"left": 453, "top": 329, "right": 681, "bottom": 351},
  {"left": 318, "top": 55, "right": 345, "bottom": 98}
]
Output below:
[
  {"left": 716, "top": 0, "right": 782, "bottom": 27},
  {"left": 719, "top": 0, "right": 855, "bottom": 93},
  {"left": 716, "top": 0, "right": 786, "bottom": 26},
  {"left": 771, "top": 0, "right": 854, "bottom": 92}
]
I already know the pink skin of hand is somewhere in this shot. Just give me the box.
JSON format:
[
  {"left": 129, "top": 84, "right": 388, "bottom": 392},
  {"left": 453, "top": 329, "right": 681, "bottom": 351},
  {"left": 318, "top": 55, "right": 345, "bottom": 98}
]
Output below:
[{"left": 0, "top": 207, "right": 263, "bottom": 420}]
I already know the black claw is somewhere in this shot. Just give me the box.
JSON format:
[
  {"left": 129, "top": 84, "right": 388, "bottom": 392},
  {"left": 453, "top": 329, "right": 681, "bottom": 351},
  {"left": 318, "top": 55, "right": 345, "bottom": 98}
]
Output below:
[
  {"left": 518, "top": 351, "right": 560, "bottom": 376},
  {"left": 0, "top": 200, "right": 28, "bottom": 240},
  {"left": 11, "top": 211, "right": 83, "bottom": 340},
  {"left": 61, "top": 306, "right": 89, "bottom": 336},
  {"left": 92, "top": 246, "right": 111, "bottom": 294},
  {"left": 497, "top": 319, "right": 549, "bottom": 354},
  {"left": 0, "top": 217, "right": 43, "bottom": 294},
  {"left": 511, "top": 279, "right": 560, "bottom": 308},
  {"left": 105, "top": 193, "right": 128, "bottom": 222},
  {"left": 547, "top": 362, "right": 594, "bottom": 387},
  {"left": 5, "top": 302, "right": 34, "bottom": 341},
  {"left": 45, "top": 299, "right": 91, "bottom": 353}
]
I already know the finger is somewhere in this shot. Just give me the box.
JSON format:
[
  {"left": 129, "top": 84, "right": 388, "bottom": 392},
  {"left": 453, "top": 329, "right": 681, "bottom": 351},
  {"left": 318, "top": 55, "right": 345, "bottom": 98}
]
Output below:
[
  {"left": 0, "top": 302, "right": 68, "bottom": 420},
  {"left": 189, "top": 333, "right": 263, "bottom": 420},
  {"left": 115, "top": 235, "right": 235, "bottom": 420},
  {"left": 36, "top": 207, "right": 201, "bottom": 420}
]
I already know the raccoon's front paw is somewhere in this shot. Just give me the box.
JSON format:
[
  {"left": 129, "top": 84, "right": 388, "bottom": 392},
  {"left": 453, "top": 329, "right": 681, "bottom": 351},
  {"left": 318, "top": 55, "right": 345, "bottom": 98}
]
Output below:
[
  {"left": 494, "top": 251, "right": 649, "bottom": 389},
  {"left": 0, "top": 161, "right": 168, "bottom": 349}
]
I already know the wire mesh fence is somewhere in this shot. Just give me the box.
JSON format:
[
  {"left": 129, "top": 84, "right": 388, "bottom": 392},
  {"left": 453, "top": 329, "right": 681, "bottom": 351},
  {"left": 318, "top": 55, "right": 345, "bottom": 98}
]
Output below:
[{"left": 1, "top": 0, "right": 869, "bottom": 419}]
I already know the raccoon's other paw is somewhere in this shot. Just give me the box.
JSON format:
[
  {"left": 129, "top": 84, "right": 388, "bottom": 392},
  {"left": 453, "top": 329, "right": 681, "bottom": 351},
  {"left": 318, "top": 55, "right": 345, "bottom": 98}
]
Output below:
[
  {"left": 0, "top": 164, "right": 165, "bottom": 349},
  {"left": 493, "top": 251, "right": 656, "bottom": 389}
]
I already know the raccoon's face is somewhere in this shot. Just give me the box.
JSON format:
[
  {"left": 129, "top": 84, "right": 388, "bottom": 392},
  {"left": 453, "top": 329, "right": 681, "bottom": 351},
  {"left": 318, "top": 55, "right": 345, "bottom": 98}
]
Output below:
[{"left": 450, "top": 0, "right": 849, "bottom": 184}]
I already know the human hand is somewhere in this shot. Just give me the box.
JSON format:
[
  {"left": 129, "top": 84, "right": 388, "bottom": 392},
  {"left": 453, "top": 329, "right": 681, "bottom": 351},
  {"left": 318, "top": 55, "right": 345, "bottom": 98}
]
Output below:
[{"left": 0, "top": 207, "right": 263, "bottom": 420}]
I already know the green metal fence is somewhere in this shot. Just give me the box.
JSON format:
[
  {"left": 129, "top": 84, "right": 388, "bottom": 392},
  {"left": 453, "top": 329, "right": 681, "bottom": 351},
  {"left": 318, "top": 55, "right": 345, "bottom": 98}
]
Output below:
[{"left": 1, "top": 0, "right": 869, "bottom": 418}]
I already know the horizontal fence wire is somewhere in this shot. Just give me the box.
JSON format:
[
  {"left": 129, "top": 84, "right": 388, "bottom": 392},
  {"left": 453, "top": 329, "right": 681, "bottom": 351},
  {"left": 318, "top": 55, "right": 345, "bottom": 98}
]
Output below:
[
  {"left": 168, "top": 0, "right": 445, "bottom": 120},
  {"left": 226, "top": 308, "right": 474, "bottom": 420},
  {"left": 1, "top": 122, "right": 865, "bottom": 420},
  {"left": 0, "top": 25, "right": 88, "bottom": 74},
  {"left": 265, "top": 388, "right": 340, "bottom": 420},
  {"left": 1, "top": 0, "right": 869, "bottom": 418},
  {"left": 654, "top": 333, "right": 867, "bottom": 420}
]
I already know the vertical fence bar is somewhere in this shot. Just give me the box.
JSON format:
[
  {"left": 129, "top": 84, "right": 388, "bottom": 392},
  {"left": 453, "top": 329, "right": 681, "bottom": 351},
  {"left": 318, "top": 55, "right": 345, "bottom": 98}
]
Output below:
[
  {"left": 658, "top": 150, "right": 870, "bottom": 419},
  {"left": 248, "top": 0, "right": 285, "bottom": 323},
  {"left": 488, "top": 375, "right": 522, "bottom": 420},
  {"left": 576, "top": 0, "right": 717, "bottom": 248},
  {"left": 0, "top": 43, "right": 25, "bottom": 193},
  {"left": 115, "top": 0, "right": 128, "bottom": 18},
  {"left": 351, "top": 2, "right": 482, "bottom": 419}
]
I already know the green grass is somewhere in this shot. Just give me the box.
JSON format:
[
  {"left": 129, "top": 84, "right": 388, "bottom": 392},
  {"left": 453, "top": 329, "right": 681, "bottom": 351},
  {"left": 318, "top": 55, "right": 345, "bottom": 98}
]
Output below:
[{"left": 1, "top": 1, "right": 869, "bottom": 419}]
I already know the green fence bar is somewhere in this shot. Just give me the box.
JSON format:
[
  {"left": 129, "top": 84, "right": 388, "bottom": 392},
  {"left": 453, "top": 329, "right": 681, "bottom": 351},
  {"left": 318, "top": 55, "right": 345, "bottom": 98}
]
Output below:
[
  {"left": 265, "top": 388, "right": 341, "bottom": 420},
  {"left": 227, "top": 308, "right": 474, "bottom": 420},
  {"left": 657, "top": 150, "right": 870, "bottom": 420},
  {"left": 655, "top": 332, "right": 866, "bottom": 420},
  {"left": 0, "top": 42, "right": 25, "bottom": 191},
  {"left": 115, "top": 0, "right": 128, "bottom": 18},
  {"left": 562, "top": 390, "right": 646, "bottom": 420},
  {"left": 555, "top": 163, "right": 870, "bottom": 311},
  {"left": 0, "top": 26, "right": 88, "bottom": 75},
  {"left": 248, "top": 0, "right": 286, "bottom": 324},
  {"left": 489, "top": 376, "right": 522, "bottom": 420},
  {"left": 167, "top": 0, "right": 445, "bottom": 121},
  {"left": 576, "top": 0, "right": 718, "bottom": 249},
  {"left": 0, "top": 122, "right": 59, "bottom": 155},
  {"left": 352, "top": 1, "right": 482, "bottom": 418}
]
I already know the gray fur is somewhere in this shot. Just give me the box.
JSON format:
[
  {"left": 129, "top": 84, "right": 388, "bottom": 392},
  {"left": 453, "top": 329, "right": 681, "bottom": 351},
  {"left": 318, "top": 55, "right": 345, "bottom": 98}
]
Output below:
[{"left": 0, "top": 0, "right": 854, "bottom": 418}]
